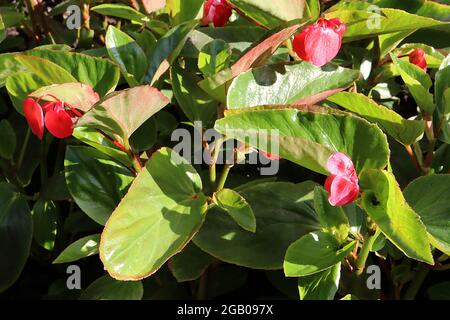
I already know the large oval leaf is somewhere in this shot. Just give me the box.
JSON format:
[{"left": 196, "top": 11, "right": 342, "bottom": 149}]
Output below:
[
  {"left": 0, "top": 183, "right": 32, "bottom": 292},
  {"left": 100, "top": 148, "right": 207, "bottom": 280},
  {"left": 215, "top": 108, "right": 389, "bottom": 175},
  {"left": 76, "top": 85, "right": 169, "bottom": 141},
  {"left": 404, "top": 174, "right": 450, "bottom": 255},
  {"left": 65, "top": 146, "right": 134, "bottom": 225},
  {"left": 194, "top": 181, "right": 320, "bottom": 269},
  {"left": 227, "top": 62, "right": 360, "bottom": 109},
  {"left": 328, "top": 92, "right": 425, "bottom": 146},
  {"left": 80, "top": 275, "right": 143, "bottom": 300},
  {"left": 360, "top": 169, "right": 433, "bottom": 264}
]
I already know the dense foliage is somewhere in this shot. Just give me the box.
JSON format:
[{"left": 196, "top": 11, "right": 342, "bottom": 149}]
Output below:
[{"left": 0, "top": 0, "right": 450, "bottom": 300}]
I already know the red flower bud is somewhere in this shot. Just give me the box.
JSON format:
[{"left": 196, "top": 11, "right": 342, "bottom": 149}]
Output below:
[
  {"left": 202, "top": 0, "right": 232, "bottom": 27},
  {"left": 324, "top": 152, "right": 359, "bottom": 206},
  {"left": 409, "top": 48, "right": 427, "bottom": 72},
  {"left": 293, "top": 18, "right": 346, "bottom": 67},
  {"left": 23, "top": 98, "right": 44, "bottom": 140},
  {"left": 44, "top": 108, "right": 75, "bottom": 139}
]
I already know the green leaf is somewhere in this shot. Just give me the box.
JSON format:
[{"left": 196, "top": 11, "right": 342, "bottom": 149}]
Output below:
[
  {"left": 15, "top": 54, "right": 77, "bottom": 84},
  {"left": 76, "top": 85, "right": 169, "bottom": 141},
  {"left": 314, "top": 187, "right": 349, "bottom": 244},
  {"left": 25, "top": 49, "right": 120, "bottom": 97},
  {"left": 284, "top": 231, "right": 356, "bottom": 277},
  {"left": 0, "top": 119, "right": 16, "bottom": 159},
  {"left": 214, "top": 188, "right": 256, "bottom": 233},
  {"left": 435, "top": 55, "right": 450, "bottom": 116},
  {"left": 6, "top": 72, "right": 48, "bottom": 114},
  {"left": 165, "top": 0, "right": 204, "bottom": 25},
  {"left": 106, "top": 26, "right": 148, "bottom": 86},
  {"left": 91, "top": 4, "right": 148, "bottom": 23},
  {"left": 144, "top": 20, "right": 198, "bottom": 85},
  {"left": 327, "top": 92, "right": 425, "bottom": 146},
  {"left": 53, "top": 234, "right": 101, "bottom": 264},
  {"left": 198, "top": 39, "right": 231, "bottom": 77},
  {"left": 169, "top": 243, "right": 214, "bottom": 282},
  {"left": 194, "top": 181, "right": 320, "bottom": 269},
  {"left": 64, "top": 146, "right": 134, "bottom": 225},
  {"left": 0, "top": 183, "right": 32, "bottom": 292},
  {"left": 215, "top": 108, "right": 389, "bottom": 175},
  {"left": 29, "top": 82, "right": 100, "bottom": 113},
  {"left": 0, "top": 53, "right": 26, "bottom": 87},
  {"left": 227, "top": 0, "right": 307, "bottom": 29},
  {"left": 32, "top": 200, "right": 57, "bottom": 251},
  {"left": 171, "top": 64, "right": 217, "bottom": 128},
  {"left": 391, "top": 54, "right": 435, "bottom": 114},
  {"left": 100, "top": 148, "right": 208, "bottom": 280},
  {"left": 360, "top": 169, "right": 433, "bottom": 264},
  {"left": 325, "top": 5, "right": 446, "bottom": 42},
  {"left": 427, "top": 281, "right": 450, "bottom": 300},
  {"left": 0, "top": 14, "right": 6, "bottom": 44},
  {"left": 129, "top": 117, "right": 157, "bottom": 153},
  {"left": 227, "top": 62, "right": 360, "bottom": 109},
  {"left": 298, "top": 262, "right": 341, "bottom": 300},
  {"left": 80, "top": 275, "right": 143, "bottom": 300},
  {"left": 198, "top": 21, "right": 307, "bottom": 103},
  {"left": 404, "top": 174, "right": 450, "bottom": 256}
]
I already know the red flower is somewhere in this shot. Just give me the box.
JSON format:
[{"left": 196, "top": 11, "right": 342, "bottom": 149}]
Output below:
[
  {"left": 260, "top": 151, "right": 281, "bottom": 161},
  {"left": 293, "top": 18, "right": 346, "bottom": 67},
  {"left": 22, "top": 97, "right": 79, "bottom": 140},
  {"left": 409, "top": 48, "right": 427, "bottom": 71},
  {"left": 324, "top": 152, "right": 359, "bottom": 206},
  {"left": 23, "top": 98, "right": 45, "bottom": 140},
  {"left": 202, "top": 0, "right": 232, "bottom": 27}
]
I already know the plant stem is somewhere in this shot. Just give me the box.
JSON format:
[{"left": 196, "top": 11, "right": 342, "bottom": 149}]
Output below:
[
  {"left": 403, "top": 264, "right": 429, "bottom": 300},
  {"left": 405, "top": 144, "right": 425, "bottom": 174},
  {"left": 355, "top": 228, "right": 380, "bottom": 275},
  {"left": 215, "top": 164, "right": 232, "bottom": 193},
  {"left": 209, "top": 137, "right": 224, "bottom": 192},
  {"left": 17, "top": 128, "right": 31, "bottom": 170},
  {"left": 40, "top": 134, "right": 48, "bottom": 186},
  {"left": 131, "top": 153, "right": 143, "bottom": 174}
]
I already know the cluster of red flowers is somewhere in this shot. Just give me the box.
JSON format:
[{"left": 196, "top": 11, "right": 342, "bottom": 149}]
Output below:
[{"left": 23, "top": 96, "right": 81, "bottom": 140}]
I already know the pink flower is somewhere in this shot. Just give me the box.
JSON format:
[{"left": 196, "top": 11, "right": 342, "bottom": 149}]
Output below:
[
  {"left": 22, "top": 97, "right": 80, "bottom": 140},
  {"left": 293, "top": 18, "right": 346, "bottom": 67},
  {"left": 409, "top": 48, "right": 427, "bottom": 71},
  {"left": 202, "top": 0, "right": 232, "bottom": 27},
  {"left": 324, "top": 152, "right": 359, "bottom": 206}
]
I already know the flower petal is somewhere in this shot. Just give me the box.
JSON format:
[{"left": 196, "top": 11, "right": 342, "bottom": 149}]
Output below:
[
  {"left": 327, "top": 152, "right": 355, "bottom": 176},
  {"left": 328, "top": 175, "right": 359, "bottom": 206},
  {"left": 23, "top": 98, "right": 44, "bottom": 140},
  {"left": 45, "top": 109, "right": 74, "bottom": 139}
]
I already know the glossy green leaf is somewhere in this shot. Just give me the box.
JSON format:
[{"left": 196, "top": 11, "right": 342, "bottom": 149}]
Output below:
[
  {"left": 32, "top": 200, "right": 57, "bottom": 251},
  {"left": 64, "top": 146, "right": 134, "bottom": 225},
  {"left": 404, "top": 174, "right": 450, "bottom": 256},
  {"left": 198, "top": 39, "right": 231, "bottom": 77},
  {"left": 325, "top": 4, "right": 446, "bottom": 42},
  {"left": 215, "top": 108, "right": 389, "bottom": 175},
  {"left": 100, "top": 148, "right": 208, "bottom": 280},
  {"left": 15, "top": 54, "right": 77, "bottom": 84},
  {"left": 328, "top": 92, "right": 425, "bottom": 146},
  {"left": 298, "top": 262, "right": 341, "bottom": 300},
  {"left": 227, "top": 0, "right": 306, "bottom": 29},
  {"left": 0, "top": 119, "right": 16, "bottom": 159},
  {"left": 171, "top": 64, "right": 217, "bottom": 127},
  {"left": 106, "top": 26, "right": 147, "bottom": 86},
  {"left": 6, "top": 72, "right": 48, "bottom": 114},
  {"left": 0, "top": 14, "right": 6, "bottom": 44},
  {"left": 360, "top": 169, "right": 433, "bottom": 264},
  {"left": 25, "top": 49, "right": 120, "bottom": 97},
  {"left": 284, "top": 231, "right": 356, "bottom": 277},
  {"left": 215, "top": 188, "right": 256, "bottom": 233},
  {"left": 194, "top": 181, "right": 320, "bottom": 270},
  {"left": 435, "top": 55, "right": 450, "bottom": 116},
  {"left": 53, "top": 234, "right": 101, "bottom": 264},
  {"left": 227, "top": 62, "right": 360, "bottom": 109},
  {"left": 314, "top": 187, "right": 349, "bottom": 244},
  {"left": 144, "top": 20, "right": 198, "bottom": 85},
  {"left": 91, "top": 4, "right": 148, "bottom": 23},
  {"left": 391, "top": 54, "right": 435, "bottom": 114},
  {"left": 80, "top": 275, "right": 143, "bottom": 300},
  {"left": 169, "top": 242, "right": 214, "bottom": 282},
  {"left": 198, "top": 21, "right": 307, "bottom": 103},
  {"left": 76, "top": 85, "right": 169, "bottom": 141},
  {"left": 30, "top": 83, "right": 100, "bottom": 112},
  {"left": 0, "top": 53, "right": 26, "bottom": 87},
  {"left": 165, "top": 0, "right": 204, "bottom": 25},
  {"left": 0, "top": 183, "right": 32, "bottom": 292}
]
